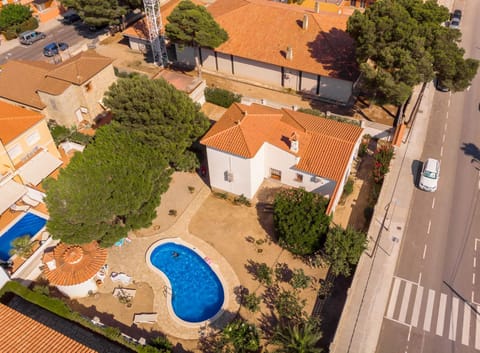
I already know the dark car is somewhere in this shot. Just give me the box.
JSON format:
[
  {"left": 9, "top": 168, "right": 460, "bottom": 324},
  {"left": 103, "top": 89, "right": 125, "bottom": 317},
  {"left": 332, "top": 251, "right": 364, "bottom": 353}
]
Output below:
[
  {"left": 43, "top": 42, "right": 69, "bottom": 57},
  {"left": 62, "top": 13, "right": 81, "bottom": 24},
  {"left": 435, "top": 78, "right": 450, "bottom": 92},
  {"left": 452, "top": 9, "right": 462, "bottom": 20}
]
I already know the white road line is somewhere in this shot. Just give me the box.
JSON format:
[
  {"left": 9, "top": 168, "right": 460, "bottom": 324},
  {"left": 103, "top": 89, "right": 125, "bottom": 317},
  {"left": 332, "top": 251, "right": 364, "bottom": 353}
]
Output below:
[
  {"left": 444, "top": 122, "right": 448, "bottom": 131},
  {"left": 449, "top": 297, "right": 459, "bottom": 340},
  {"left": 462, "top": 302, "right": 471, "bottom": 346},
  {"left": 418, "top": 272, "right": 422, "bottom": 284},
  {"left": 423, "top": 244, "right": 428, "bottom": 259},
  {"left": 476, "top": 239, "right": 479, "bottom": 251},
  {"left": 446, "top": 112, "right": 449, "bottom": 120},
  {"left": 432, "top": 198, "right": 436, "bottom": 209},
  {"left": 448, "top": 99, "right": 451, "bottom": 107},
  {"left": 440, "top": 146, "right": 444, "bottom": 157},
  {"left": 476, "top": 305, "right": 480, "bottom": 350},
  {"left": 424, "top": 289, "right": 436, "bottom": 332},
  {"left": 436, "top": 293, "right": 447, "bottom": 336},
  {"left": 474, "top": 257, "right": 477, "bottom": 268},
  {"left": 442, "top": 133, "right": 446, "bottom": 143},
  {"left": 427, "top": 220, "right": 431, "bottom": 235},
  {"left": 399, "top": 282, "right": 412, "bottom": 323},
  {"left": 386, "top": 277, "right": 401, "bottom": 319},
  {"left": 411, "top": 286, "right": 424, "bottom": 328},
  {"left": 474, "top": 273, "right": 476, "bottom": 285}
]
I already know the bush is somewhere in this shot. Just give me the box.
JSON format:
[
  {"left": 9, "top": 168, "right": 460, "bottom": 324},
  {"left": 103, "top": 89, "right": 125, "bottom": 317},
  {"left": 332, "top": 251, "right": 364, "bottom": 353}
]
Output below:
[
  {"left": 3, "top": 29, "right": 16, "bottom": 40},
  {"left": 358, "top": 141, "right": 368, "bottom": 157},
  {"left": 256, "top": 263, "right": 273, "bottom": 286},
  {"left": 205, "top": 87, "right": 242, "bottom": 108},
  {"left": 17, "top": 16, "right": 38, "bottom": 33},
  {"left": 243, "top": 292, "right": 261, "bottom": 312},
  {"left": 233, "top": 194, "right": 251, "bottom": 206},
  {"left": 290, "top": 268, "right": 311, "bottom": 290},
  {"left": 172, "top": 150, "right": 200, "bottom": 172},
  {"left": 48, "top": 122, "right": 91, "bottom": 146},
  {"left": 342, "top": 178, "right": 354, "bottom": 198},
  {"left": 372, "top": 143, "right": 394, "bottom": 183},
  {"left": 0, "top": 4, "right": 32, "bottom": 31}
]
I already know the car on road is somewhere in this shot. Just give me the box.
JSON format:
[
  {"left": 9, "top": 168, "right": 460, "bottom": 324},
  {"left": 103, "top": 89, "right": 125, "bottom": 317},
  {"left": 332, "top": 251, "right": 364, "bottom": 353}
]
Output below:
[
  {"left": 435, "top": 78, "right": 450, "bottom": 92},
  {"left": 419, "top": 158, "right": 440, "bottom": 192},
  {"left": 43, "top": 42, "right": 69, "bottom": 57},
  {"left": 452, "top": 9, "right": 462, "bottom": 21},
  {"left": 62, "top": 13, "right": 81, "bottom": 25},
  {"left": 18, "top": 30, "right": 46, "bottom": 45},
  {"left": 449, "top": 17, "right": 460, "bottom": 29}
]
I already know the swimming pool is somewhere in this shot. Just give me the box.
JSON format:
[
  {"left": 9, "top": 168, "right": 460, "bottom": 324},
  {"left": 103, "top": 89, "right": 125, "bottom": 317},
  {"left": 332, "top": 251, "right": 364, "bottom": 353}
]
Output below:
[
  {"left": 149, "top": 242, "right": 225, "bottom": 323},
  {"left": 0, "top": 212, "right": 47, "bottom": 261}
]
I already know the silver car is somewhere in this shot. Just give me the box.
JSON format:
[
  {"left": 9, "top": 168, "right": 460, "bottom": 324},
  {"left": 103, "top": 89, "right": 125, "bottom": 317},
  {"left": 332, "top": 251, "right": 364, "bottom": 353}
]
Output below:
[{"left": 419, "top": 158, "right": 440, "bottom": 192}]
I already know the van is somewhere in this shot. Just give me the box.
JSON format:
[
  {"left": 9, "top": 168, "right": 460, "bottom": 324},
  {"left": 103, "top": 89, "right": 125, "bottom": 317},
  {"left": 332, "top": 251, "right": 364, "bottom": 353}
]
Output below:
[{"left": 18, "top": 30, "right": 46, "bottom": 45}]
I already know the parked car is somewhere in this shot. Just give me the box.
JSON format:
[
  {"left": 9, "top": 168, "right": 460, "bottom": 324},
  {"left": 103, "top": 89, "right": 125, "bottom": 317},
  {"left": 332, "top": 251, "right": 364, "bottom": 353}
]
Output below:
[
  {"left": 43, "top": 42, "right": 69, "bottom": 57},
  {"left": 18, "top": 30, "right": 46, "bottom": 45},
  {"left": 452, "top": 9, "right": 462, "bottom": 20},
  {"left": 449, "top": 17, "right": 460, "bottom": 29},
  {"left": 62, "top": 13, "right": 81, "bottom": 25},
  {"left": 419, "top": 158, "right": 440, "bottom": 192},
  {"left": 435, "top": 78, "right": 450, "bottom": 92}
]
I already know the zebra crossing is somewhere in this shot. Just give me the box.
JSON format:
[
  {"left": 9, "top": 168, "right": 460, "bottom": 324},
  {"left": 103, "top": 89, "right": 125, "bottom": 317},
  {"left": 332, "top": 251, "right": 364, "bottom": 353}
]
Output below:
[{"left": 385, "top": 276, "right": 480, "bottom": 350}]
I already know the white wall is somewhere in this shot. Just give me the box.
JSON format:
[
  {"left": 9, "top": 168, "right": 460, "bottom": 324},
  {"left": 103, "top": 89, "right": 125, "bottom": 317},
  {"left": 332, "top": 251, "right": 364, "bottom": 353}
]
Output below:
[
  {"left": 200, "top": 48, "right": 216, "bottom": 70},
  {"left": 0, "top": 268, "right": 9, "bottom": 289},
  {"left": 128, "top": 37, "right": 148, "bottom": 53},
  {"left": 233, "top": 56, "right": 281, "bottom": 86},
  {"left": 57, "top": 278, "right": 97, "bottom": 299},
  {"left": 300, "top": 72, "right": 318, "bottom": 95},
  {"left": 216, "top": 52, "right": 232, "bottom": 74}
]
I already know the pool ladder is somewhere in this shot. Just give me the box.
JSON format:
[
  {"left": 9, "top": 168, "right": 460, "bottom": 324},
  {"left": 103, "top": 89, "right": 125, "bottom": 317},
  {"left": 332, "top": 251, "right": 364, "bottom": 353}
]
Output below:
[{"left": 163, "top": 285, "right": 173, "bottom": 297}]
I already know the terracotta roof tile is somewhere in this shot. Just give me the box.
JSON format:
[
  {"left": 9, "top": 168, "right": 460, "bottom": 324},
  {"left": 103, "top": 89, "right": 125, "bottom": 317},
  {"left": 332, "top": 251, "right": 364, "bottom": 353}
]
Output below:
[
  {"left": 0, "top": 303, "right": 96, "bottom": 353},
  {"left": 0, "top": 101, "right": 44, "bottom": 145},
  {"left": 207, "top": 0, "right": 357, "bottom": 80},
  {"left": 42, "top": 241, "right": 107, "bottom": 286}
]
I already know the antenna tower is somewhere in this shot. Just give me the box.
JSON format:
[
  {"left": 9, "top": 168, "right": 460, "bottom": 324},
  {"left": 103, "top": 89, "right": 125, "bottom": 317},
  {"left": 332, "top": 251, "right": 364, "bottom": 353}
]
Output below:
[{"left": 143, "top": 0, "right": 168, "bottom": 66}]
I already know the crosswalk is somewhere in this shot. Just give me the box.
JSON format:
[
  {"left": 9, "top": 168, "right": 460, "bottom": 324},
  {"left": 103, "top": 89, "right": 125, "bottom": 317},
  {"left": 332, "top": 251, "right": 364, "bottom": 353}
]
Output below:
[{"left": 385, "top": 276, "right": 480, "bottom": 350}]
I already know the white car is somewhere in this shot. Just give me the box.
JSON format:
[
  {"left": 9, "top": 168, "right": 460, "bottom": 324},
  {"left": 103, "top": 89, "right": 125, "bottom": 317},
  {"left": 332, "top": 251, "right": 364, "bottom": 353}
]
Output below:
[{"left": 419, "top": 158, "right": 440, "bottom": 192}]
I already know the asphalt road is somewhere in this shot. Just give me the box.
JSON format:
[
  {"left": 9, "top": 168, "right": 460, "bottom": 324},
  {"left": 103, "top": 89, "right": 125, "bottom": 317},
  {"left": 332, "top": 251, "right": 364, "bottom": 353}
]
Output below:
[
  {"left": 0, "top": 21, "right": 103, "bottom": 65},
  {"left": 376, "top": 0, "right": 480, "bottom": 352}
]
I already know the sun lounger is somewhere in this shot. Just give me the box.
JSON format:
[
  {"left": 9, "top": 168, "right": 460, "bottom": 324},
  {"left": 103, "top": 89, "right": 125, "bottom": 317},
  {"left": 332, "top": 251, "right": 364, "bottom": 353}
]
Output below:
[
  {"left": 22, "top": 194, "right": 39, "bottom": 207},
  {"left": 10, "top": 204, "right": 30, "bottom": 212},
  {"left": 113, "top": 287, "right": 136, "bottom": 299},
  {"left": 110, "top": 272, "right": 132, "bottom": 285},
  {"left": 133, "top": 313, "right": 158, "bottom": 324}
]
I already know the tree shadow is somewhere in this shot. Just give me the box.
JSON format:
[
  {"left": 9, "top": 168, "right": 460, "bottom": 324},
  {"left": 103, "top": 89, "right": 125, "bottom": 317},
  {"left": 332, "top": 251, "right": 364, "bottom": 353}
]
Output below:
[
  {"left": 461, "top": 143, "right": 480, "bottom": 161},
  {"left": 274, "top": 262, "right": 293, "bottom": 283},
  {"left": 258, "top": 309, "right": 280, "bottom": 340},
  {"left": 254, "top": 186, "right": 285, "bottom": 242},
  {"left": 233, "top": 285, "right": 249, "bottom": 305},
  {"left": 411, "top": 160, "right": 422, "bottom": 187}
]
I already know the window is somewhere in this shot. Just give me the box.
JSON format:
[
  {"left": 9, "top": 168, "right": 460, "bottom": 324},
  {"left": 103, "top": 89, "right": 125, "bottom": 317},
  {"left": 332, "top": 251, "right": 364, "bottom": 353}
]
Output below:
[
  {"left": 360, "top": 0, "right": 366, "bottom": 8},
  {"left": 85, "top": 82, "right": 92, "bottom": 92},
  {"left": 8, "top": 144, "right": 22, "bottom": 160},
  {"left": 350, "top": 0, "right": 356, "bottom": 5},
  {"left": 26, "top": 131, "right": 40, "bottom": 146},
  {"left": 295, "top": 173, "right": 303, "bottom": 182},
  {"left": 270, "top": 168, "right": 282, "bottom": 181}
]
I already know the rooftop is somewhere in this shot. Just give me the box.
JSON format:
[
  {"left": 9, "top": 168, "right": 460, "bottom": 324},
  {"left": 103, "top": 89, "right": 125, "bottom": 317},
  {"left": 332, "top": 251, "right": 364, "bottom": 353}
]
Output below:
[{"left": 0, "top": 101, "right": 45, "bottom": 145}]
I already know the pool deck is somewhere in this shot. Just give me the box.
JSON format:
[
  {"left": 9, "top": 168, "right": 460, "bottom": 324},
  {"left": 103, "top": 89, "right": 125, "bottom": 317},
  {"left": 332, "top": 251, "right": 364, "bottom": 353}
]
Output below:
[{"left": 98, "top": 184, "right": 241, "bottom": 340}]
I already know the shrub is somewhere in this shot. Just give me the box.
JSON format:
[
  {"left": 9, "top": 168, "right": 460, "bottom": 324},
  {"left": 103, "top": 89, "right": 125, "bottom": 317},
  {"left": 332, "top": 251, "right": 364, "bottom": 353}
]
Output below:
[
  {"left": 243, "top": 292, "right": 261, "bottom": 312},
  {"left": 168, "top": 209, "right": 177, "bottom": 216},
  {"left": 233, "top": 194, "right": 251, "bottom": 206},
  {"left": 290, "top": 268, "right": 311, "bottom": 290},
  {"left": 372, "top": 144, "right": 394, "bottom": 183},
  {"left": 205, "top": 87, "right": 242, "bottom": 108},
  {"left": 32, "top": 284, "right": 50, "bottom": 296},
  {"left": 0, "top": 4, "right": 32, "bottom": 31},
  {"left": 188, "top": 186, "right": 195, "bottom": 193},
  {"left": 17, "top": 16, "right": 38, "bottom": 33},
  {"left": 48, "top": 122, "right": 92, "bottom": 146},
  {"left": 342, "top": 178, "right": 354, "bottom": 198},
  {"left": 358, "top": 141, "right": 368, "bottom": 157},
  {"left": 172, "top": 150, "right": 200, "bottom": 172},
  {"left": 256, "top": 263, "right": 273, "bottom": 286}
]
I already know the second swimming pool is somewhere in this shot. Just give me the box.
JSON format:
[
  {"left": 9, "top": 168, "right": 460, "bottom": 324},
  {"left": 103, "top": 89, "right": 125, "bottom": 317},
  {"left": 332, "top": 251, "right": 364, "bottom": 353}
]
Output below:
[{"left": 149, "top": 242, "right": 225, "bottom": 323}]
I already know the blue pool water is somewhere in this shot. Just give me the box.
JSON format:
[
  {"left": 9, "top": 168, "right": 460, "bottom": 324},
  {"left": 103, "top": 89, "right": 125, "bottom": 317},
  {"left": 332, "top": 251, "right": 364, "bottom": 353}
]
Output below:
[
  {"left": 150, "top": 242, "right": 225, "bottom": 323},
  {"left": 0, "top": 213, "right": 47, "bottom": 261}
]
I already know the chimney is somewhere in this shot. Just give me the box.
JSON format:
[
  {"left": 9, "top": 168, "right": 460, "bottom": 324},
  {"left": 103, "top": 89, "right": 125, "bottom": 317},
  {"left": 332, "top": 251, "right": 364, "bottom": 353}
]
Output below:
[
  {"left": 290, "top": 132, "right": 299, "bottom": 153},
  {"left": 286, "top": 46, "right": 293, "bottom": 61},
  {"left": 314, "top": 1, "right": 320, "bottom": 13},
  {"left": 303, "top": 14, "right": 309, "bottom": 30}
]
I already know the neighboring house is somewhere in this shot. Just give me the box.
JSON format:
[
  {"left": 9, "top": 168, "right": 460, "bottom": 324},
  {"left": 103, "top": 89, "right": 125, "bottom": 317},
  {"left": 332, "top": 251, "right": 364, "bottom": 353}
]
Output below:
[
  {"left": 0, "top": 101, "right": 62, "bottom": 215},
  {"left": 0, "top": 50, "right": 116, "bottom": 127},
  {"left": 154, "top": 70, "right": 206, "bottom": 105},
  {"left": 0, "top": 0, "right": 61, "bottom": 23},
  {"left": 201, "top": 103, "right": 363, "bottom": 214}
]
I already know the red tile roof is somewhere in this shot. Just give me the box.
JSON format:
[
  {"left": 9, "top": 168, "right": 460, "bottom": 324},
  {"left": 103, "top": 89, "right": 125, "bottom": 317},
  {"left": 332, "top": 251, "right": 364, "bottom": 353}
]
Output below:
[
  {"left": 0, "top": 303, "right": 95, "bottom": 353},
  {"left": 0, "top": 101, "right": 44, "bottom": 145},
  {"left": 201, "top": 103, "right": 362, "bottom": 211},
  {"left": 42, "top": 242, "right": 107, "bottom": 286}
]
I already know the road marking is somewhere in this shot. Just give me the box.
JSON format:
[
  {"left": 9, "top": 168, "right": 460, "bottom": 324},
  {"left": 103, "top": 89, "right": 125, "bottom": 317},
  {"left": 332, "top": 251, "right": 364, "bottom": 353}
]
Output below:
[
  {"left": 418, "top": 272, "right": 422, "bottom": 284},
  {"left": 442, "top": 133, "right": 446, "bottom": 143},
  {"left": 476, "top": 305, "right": 480, "bottom": 350},
  {"left": 446, "top": 112, "right": 449, "bottom": 120},
  {"left": 448, "top": 99, "right": 451, "bottom": 107},
  {"left": 440, "top": 146, "right": 444, "bottom": 157},
  {"left": 436, "top": 293, "right": 447, "bottom": 336},
  {"left": 462, "top": 302, "right": 471, "bottom": 346},
  {"left": 474, "top": 273, "right": 476, "bottom": 285},
  {"left": 386, "top": 277, "right": 401, "bottom": 319},
  {"left": 407, "top": 327, "right": 412, "bottom": 341},
  {"left": 449, "top": 297, "right": 459, "bottom": 340},
  {"left": 411, "top": 286, "right": 424, "bottom": 328},
  {"left": 427, "top": 220, "right": 431, "bottom": 235},
  {"left": 423, "top": 244, "right": 428, "bottom": 259},
  {"left": 444, "top": 122, "right": 448, "bottom": 131},
  {"left": 432, "top": 198, "right": 436, "bottom": 209},
  {"left": 399, "top": 282, "right": 412, "bottom": 323},
  {"left": 424, "top": 289, "right": 436, "bottom": 332},
  {"left": 474, "top": 257, "right": 477, "bottom": 268}
]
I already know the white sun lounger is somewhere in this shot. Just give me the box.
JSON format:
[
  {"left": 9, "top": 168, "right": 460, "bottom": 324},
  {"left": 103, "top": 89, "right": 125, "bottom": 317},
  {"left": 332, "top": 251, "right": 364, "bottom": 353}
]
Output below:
[
  {"left": 110, "top": 272, "right": 132, "bottom": 285},
  {"left": 22, "top": 194, "right": 40, "bottom": 207},
  {"left": 113, "top": 287, "right": 136, "bottom": 299},
  {"left": 10, "top": 204, "right": 30, "bottom": 212},
  {"left": 133, "top": 313, "right": 158, "bottom": 324}
]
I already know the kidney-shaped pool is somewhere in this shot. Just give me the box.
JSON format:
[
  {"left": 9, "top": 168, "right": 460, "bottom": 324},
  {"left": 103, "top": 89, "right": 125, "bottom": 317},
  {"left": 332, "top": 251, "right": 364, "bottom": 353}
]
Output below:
[{"left": 149, "top": 242, "right": 225, "bottom": 323}]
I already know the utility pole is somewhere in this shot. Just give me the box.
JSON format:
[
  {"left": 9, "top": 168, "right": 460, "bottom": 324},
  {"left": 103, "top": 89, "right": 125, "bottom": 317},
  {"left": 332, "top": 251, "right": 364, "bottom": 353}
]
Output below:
[{"left": 143, "top": 0, "right": 168, "bottom": 67}]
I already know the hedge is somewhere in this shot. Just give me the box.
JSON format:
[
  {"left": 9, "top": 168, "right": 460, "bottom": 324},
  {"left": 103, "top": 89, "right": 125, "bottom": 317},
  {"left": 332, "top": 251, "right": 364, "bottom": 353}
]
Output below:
[{"left": 205, "top": 87, "right": 242, "bottom": 108}]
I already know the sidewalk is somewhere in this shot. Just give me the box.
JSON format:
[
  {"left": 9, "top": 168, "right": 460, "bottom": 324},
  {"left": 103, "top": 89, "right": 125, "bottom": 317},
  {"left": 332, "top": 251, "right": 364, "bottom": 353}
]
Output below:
[{"left": 330, "top": 81, "right": 436, "bottom": 353}]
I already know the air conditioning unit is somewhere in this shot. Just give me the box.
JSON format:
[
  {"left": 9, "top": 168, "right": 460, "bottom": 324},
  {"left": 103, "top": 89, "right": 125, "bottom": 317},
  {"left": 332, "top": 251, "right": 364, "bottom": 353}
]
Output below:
[{"left": 227, "top": 173, "right": 234, "bottom": 182}]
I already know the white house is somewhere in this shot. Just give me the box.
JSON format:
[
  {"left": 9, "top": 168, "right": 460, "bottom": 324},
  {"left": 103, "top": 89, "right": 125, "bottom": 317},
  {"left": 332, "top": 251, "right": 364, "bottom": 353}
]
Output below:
[{"left": 201, "top": 103, "right": 363, "bottom": 214}]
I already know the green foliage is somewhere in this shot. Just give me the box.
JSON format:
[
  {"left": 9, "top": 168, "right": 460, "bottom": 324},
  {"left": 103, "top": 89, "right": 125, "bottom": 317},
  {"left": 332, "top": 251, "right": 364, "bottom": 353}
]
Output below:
[
  {"left": 324, "top": 226, "right": 367, "bottom": 277},
  {"left": 358, "top": 140, "right": 368, "bottom": 157},
  {"left": 275, "top": 288, "right": 306, "bottom": 323},
  {"left": 59, "top": 0, "right": 126, "bottom": 27},
  {"left": 290, "top": 268, "right": 311, "bottom": 290},
  {"left": 233, "top": 194, "right": 251, "bottom": 206},
  {"left": 273, "top": 320, "right": 323, "bottom": 353},
  {"left": 172, "top": 150, "right": 200, "bottom": 172},
  {"left": 347, "top": 0, "right": 479, "bottom": 103},
  {"left": 103, "top": 75, "right": 210, "bottom": 166},
  {"left": 9, "top": 235, "right": 34, "bottom": 258},
  {"left": 48, "top": 122, "right": 92, "bottom": 146},
  {"left": 0, "top": 4, "right": 32, "bottom": 30},
  {"left": 44, "top": 123, "right": 172, "bottom": 247},
  {"left": 32, "top": 284, "right": 50, "bottom": 296},
  {"left": 342, "top": 178, "right": 355, "bottom": 199},
  {"left": 243, "top": 292, "right": 261, "bottom": 312},
  {"left": 273, "top": 188, "right": 331, "bottom": 256},
  {"left": 205, "top": 87, "right": 242, "bottom": 108},
  {"left": 223, "top": 319, "right": 261, "bottom": 353},
  {"left": 137, "top": 336, "right": 173, "bottom": 353},
  {"left": 372, "top": 143, "right": 394, "bottom": 183},
  {"left": 297, "top": 108, "right": 361, "bottom": 126},
  {"left": 256, "top": 263, "right": 273, "bottom": 286},
  {"left": 166, "top": 0, "right": 228, "bottom": 49}
]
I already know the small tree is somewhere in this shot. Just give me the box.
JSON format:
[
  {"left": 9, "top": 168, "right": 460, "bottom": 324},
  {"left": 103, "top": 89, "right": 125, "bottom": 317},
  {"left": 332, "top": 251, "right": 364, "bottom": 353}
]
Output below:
[
  {"left": 243, "top": 292, "right": 261, "bottom": 313},
  {"left": 0, "top": 4, "right": 32, "bottom": 30},
  {"left": 273, "top": 319, "right": 323, "bottom": 353},
  {"left": 274, "top": 188, "right": 331, "bottom": 256},
  {"left": 324, "top": 226, "right": 367, "bottom": 277},
  {"left": 9, "top": 235, "right": 34, "bottom": 259},
  {"left": 59, "top": 0, "right": 126, "bottom": 27},
  {"left": 290, "top": 268, "right": 311, "bottom": 290},
  {"left": 222, "top": 319, "right": 261, "bottom": 353}
]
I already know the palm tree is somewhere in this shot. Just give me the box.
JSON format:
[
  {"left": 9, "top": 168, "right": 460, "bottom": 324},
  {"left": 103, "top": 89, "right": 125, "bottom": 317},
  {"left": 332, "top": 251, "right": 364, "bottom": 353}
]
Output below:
[
  {"left": 9, "top": 235, "right": 34, "bottom": 259},
  {"left": 274, "top": 321, "right": 323, "bottom": 353}
]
